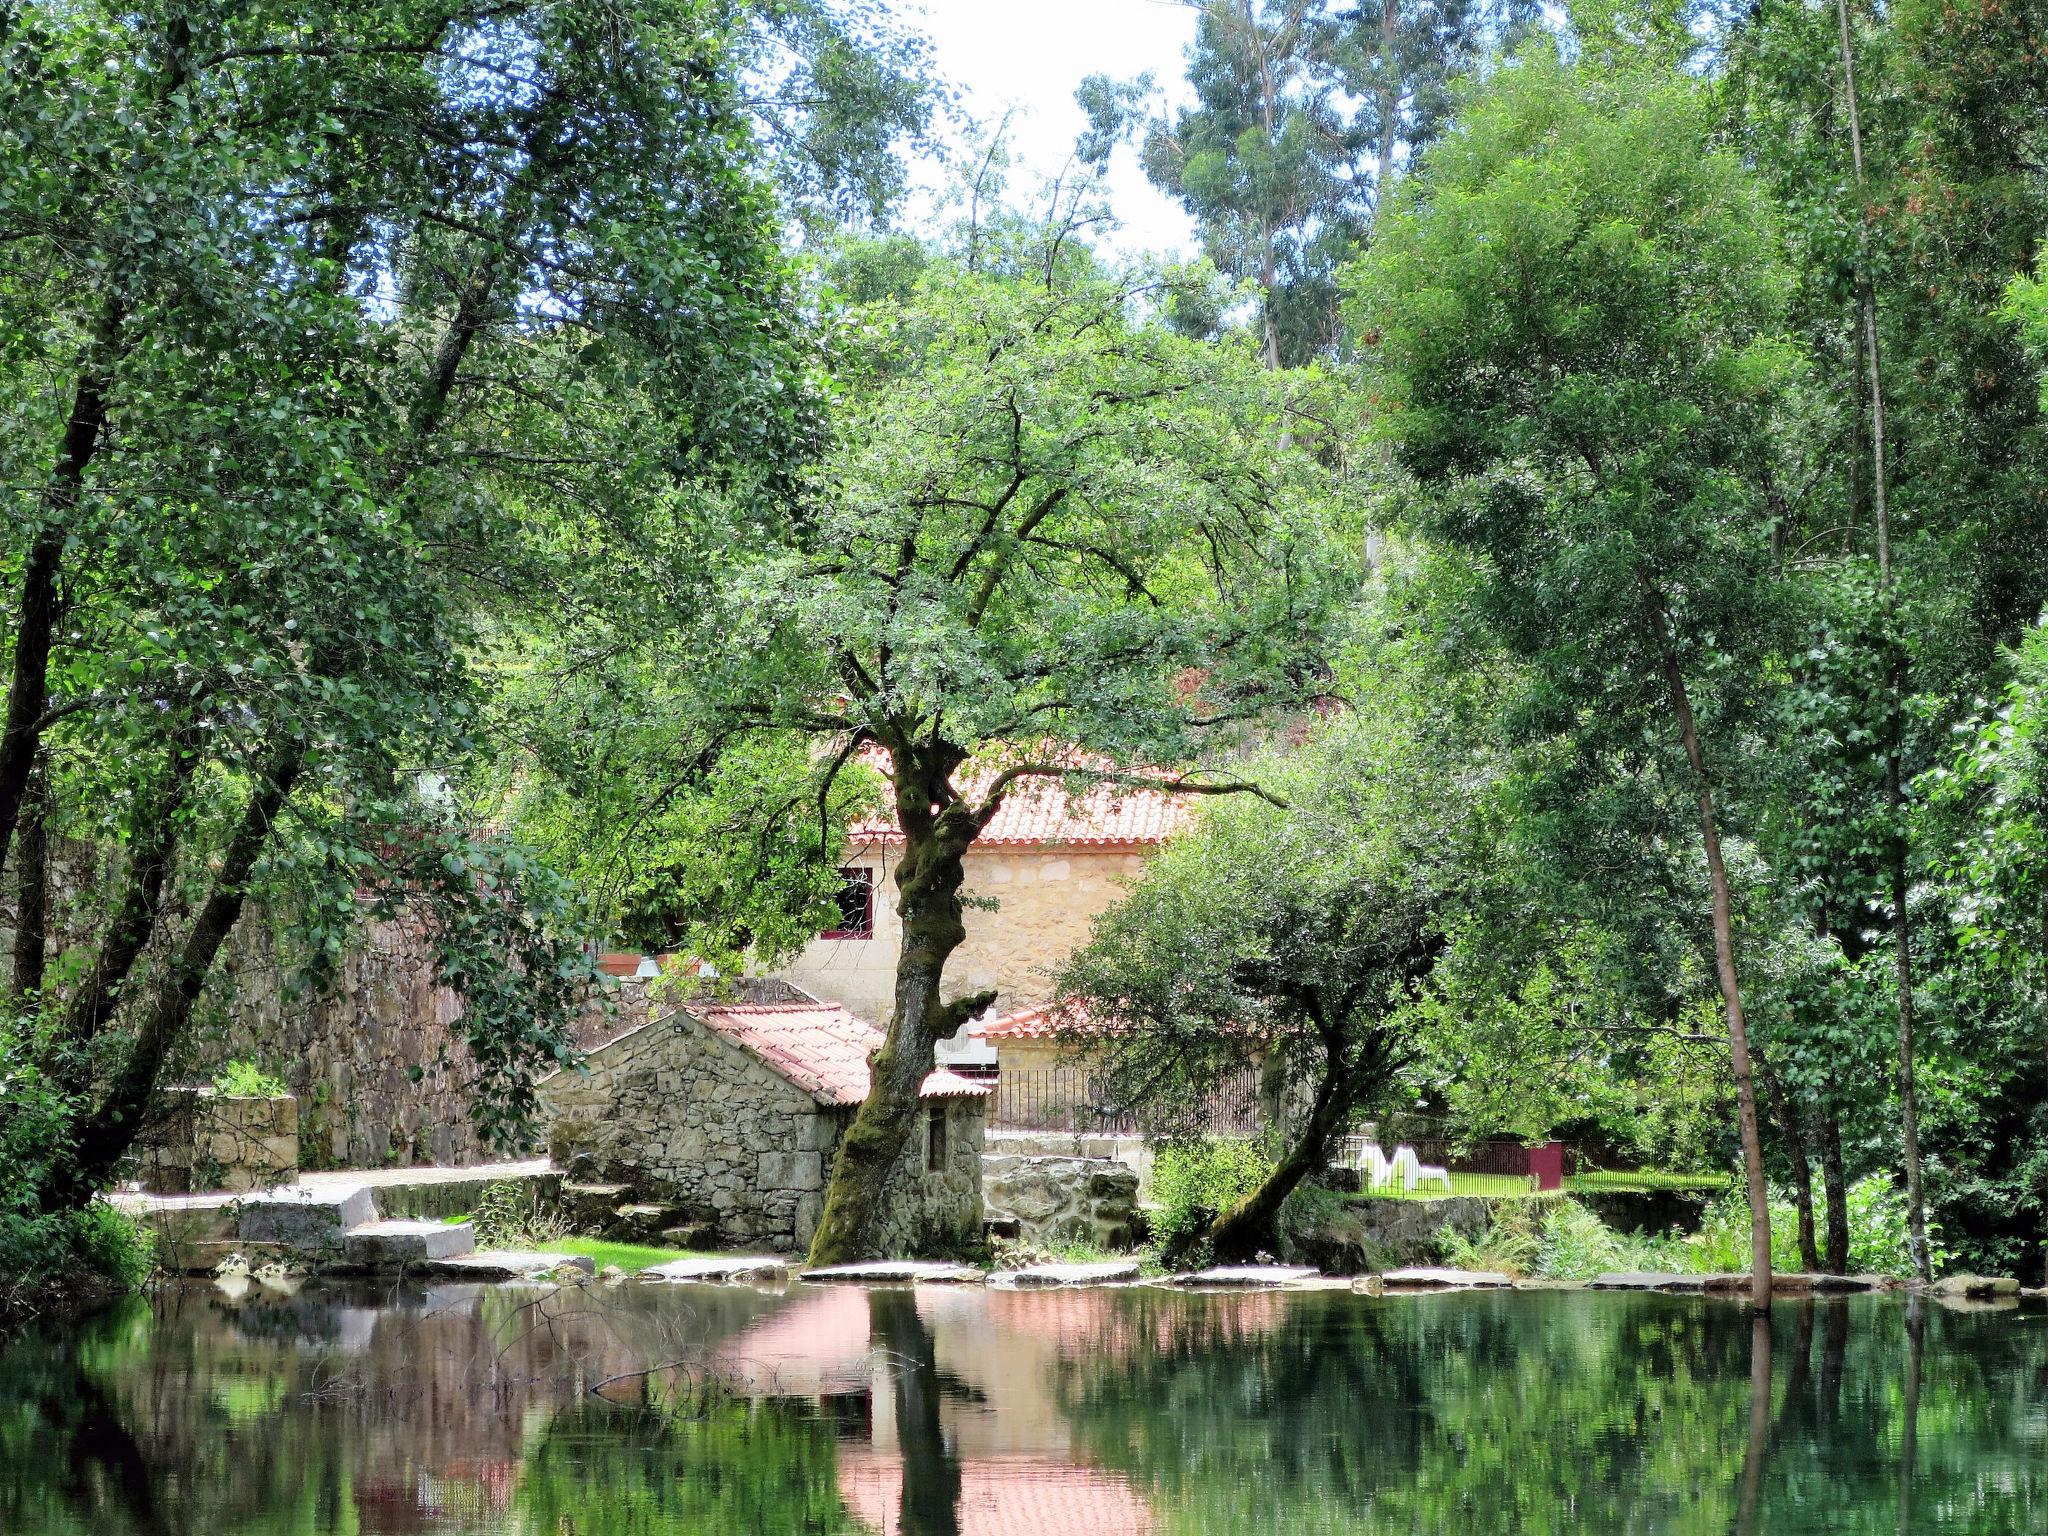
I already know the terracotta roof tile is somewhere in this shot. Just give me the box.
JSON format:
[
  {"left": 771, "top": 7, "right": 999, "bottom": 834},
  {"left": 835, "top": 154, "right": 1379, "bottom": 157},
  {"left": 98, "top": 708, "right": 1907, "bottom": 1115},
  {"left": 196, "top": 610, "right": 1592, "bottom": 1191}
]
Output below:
[
  {"left": 691, "top": 1003, "right": 992, "bottom": 1107},
  {"left": 978, "top": 999, "right": 1117, "bottom": 1040},
  {"left": 848, "top": 757, "right": 1196, "bottom": 849}
]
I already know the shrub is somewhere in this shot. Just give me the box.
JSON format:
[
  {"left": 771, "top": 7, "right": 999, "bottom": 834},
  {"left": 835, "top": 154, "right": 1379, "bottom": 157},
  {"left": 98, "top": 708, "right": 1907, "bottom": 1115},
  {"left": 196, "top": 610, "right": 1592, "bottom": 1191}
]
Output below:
[
  {"left": 2, "top": 1016, "right": 157, "bottom": 1317},
  {"left": 469, "top": 1180, "right": 569, "bottom": 1249},
  {"left": 1689, "top": 1175, "right": 1944, "bottom": 1277},
  {"left": 1151, "top": 1138, "right": 1275, "bottom": 1253},
  {"left": 1440, "top": 1197, "right": 1700, "bottom": 1280},
  {"left": 212, "top": 1060, "right": 290, "bottom": 1097}
]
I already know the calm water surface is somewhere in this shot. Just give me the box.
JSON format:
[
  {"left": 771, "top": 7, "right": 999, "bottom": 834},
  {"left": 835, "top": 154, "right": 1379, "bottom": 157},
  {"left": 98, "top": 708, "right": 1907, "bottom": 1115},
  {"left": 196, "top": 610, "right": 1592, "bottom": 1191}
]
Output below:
[{"left": 2, "top": 1279, "right": 2043, "bottom": 1534}]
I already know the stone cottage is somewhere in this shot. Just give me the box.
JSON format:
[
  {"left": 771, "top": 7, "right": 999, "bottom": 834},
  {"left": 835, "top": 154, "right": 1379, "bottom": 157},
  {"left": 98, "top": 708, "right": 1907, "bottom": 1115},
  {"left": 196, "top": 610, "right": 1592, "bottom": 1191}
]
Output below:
[
  {"left": 538, "top": 1000, "right": 990, "bottom": 1255},
  {"left": 771, "top": 771, "right": 1193, "bottom": 1030}
]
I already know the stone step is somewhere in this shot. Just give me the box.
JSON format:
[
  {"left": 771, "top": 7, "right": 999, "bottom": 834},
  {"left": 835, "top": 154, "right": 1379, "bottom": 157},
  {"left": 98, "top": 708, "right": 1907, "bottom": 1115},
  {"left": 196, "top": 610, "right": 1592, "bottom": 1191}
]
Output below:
[
  {"left": 1380, "top": 1266, "right": 1513, "bottom": 1291},
  {"left": 640, "top": 1255, "right": 792, "bottom": 1284},
  {"left": 339, "top": 1219, "right": 476, "bottom": 1266},
  {"left": 1001, "top": 1261, "right": 1142, "bottom": 1288},
  {"left": 237, "top": 1184, "right": 377, "bottom": 1247},
  {"left": 426, "top": 1250, "right": 597, "bottom": 1281},
  {"left": 659, "top": 1223, "right": 724, "bottom": 1252},
  {"left": 1168, "top": 1265, "right": 1320, "bottom": 1289},
  {"left": 803, "top": 1260, "right": 986, "bottom": 1285}
]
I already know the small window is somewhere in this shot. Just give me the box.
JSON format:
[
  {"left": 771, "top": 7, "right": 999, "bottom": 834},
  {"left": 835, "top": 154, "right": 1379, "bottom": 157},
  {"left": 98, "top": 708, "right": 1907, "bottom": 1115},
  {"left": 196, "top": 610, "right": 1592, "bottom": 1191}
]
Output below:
[
  {"left": 823, "top": 865, "right": 874, "bottom": 939},
  {"left": 926, "top": 1104, "right": 947, "bottom": 1172}
]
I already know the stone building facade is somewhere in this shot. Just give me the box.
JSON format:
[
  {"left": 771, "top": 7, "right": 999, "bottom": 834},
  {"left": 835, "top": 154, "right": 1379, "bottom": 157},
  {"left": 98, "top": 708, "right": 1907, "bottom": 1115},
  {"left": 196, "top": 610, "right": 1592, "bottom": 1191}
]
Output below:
[
  {"left": 772, "top": 774, "right": 1190, "bottom": 1027},
  {"left": 538, "top": 1001, "right": 989, "bottom": 1254}
]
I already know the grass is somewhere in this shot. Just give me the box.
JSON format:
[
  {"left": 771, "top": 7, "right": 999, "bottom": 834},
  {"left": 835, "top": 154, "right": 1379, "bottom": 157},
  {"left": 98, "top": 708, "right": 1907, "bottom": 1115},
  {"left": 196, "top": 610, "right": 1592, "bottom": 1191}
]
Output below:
[
  {"left": 1351, "top": 1171, "right": 1545, "bottom": 1201},
  {"left": 548, "top": 1238, "right": 747, "bottom": 1273}
]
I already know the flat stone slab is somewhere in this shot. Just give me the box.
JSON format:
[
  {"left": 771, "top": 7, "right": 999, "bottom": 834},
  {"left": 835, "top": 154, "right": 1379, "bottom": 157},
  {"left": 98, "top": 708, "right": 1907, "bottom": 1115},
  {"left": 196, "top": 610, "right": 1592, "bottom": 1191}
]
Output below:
[
  {"left": 1170, "top": 1265, "right": 1320, "bottom": 1289},
  {"left": 1007, "top": 1261, "right": 1142, "bottom": 1287},
  {"left": 803, "top": 1261, "right": 985, "bottom": 1285},
  {"left": 1381, "top": 1266, "right": 1513, "bottom": 1291},
  {"left": 1588, "top": 1272, "right": 1713, "bottom": 1292},
  {"left": 639, "top": 1255, "right": 792, "bottom": 1284},
  {"left": 237, "top": 1184, "right": 377, "bottom": 1247},
  {"left": 426, "top": 1250, "right": 596, "bottom": 1280},
  {"left": 1932, "top": 1273, "right": 2021, "bottom": 1298},
  {"left": 339, "top": 1219, "right": 476, "bottom": 1265}
]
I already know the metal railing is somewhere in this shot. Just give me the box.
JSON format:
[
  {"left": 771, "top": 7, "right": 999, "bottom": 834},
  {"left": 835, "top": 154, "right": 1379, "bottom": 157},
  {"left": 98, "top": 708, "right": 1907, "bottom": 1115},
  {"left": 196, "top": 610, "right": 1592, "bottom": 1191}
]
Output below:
[{"left": 990, "top": 1065, "right": 1265, "bottom": 1136}]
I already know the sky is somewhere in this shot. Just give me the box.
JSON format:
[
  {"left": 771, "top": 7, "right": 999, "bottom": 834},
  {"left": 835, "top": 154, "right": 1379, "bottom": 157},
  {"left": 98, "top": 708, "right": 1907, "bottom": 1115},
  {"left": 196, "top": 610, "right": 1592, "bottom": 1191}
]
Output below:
[{"left": 899, "top": 0, "right": 1202, "bottom": 258}]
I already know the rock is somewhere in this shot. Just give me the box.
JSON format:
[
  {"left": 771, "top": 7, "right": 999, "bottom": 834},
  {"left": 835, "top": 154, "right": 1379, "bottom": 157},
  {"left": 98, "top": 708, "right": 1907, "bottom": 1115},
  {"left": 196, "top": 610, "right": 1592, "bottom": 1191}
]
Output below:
[
  {"left": 599, "top": 1264, "right": 628, "bottom": 1282},
  {"left": 1005, "top": 1261, "right": 1142, "bottom": 1287},
  {"left": 236, "top": 1184, "right": 376, "bottom": 1247},
  {"left": 560, "top": 1181, "right": 635, "bottom": 1231},
  {"left": 428, "top": 1251, "right": 598, "bottom": 1280},
  {"left": 604, "top": 1203, "right": 686, "bottom": 1244},
  {"left": 803, "top": 1260, "right": 986, "bottom": 1285},
  {"left": 337, "top": 1219, "right": 476, "bottom": 1267},
  {"left": 981, "top": 1156, "right": 1141, "bottom": 1250},
  {"left": 1170, "top": 1265, "right": 1320, "bottom": 1289},
  {"left": 1931, "top": 1274, "right": 2020, "bottom": 1298},
  {"left": 1381, "top": 1266, "right": 1513, "bottom": 1291},
  {"left": 1807, "top": 1273, "right": 1878, "bottom": 1294},
  {"left": 213, "top": 1252, "right": 251, "bottom": 1278},
  {"left": 1282, "top": 1194, "right": 1494, "bottom": 1275},
  {"left": 660, "top": 1223, "right": 723, "bottom": 1252},
  {"left": 641, "top": 1255, "right": 792, "bottom": 1284},
  {"left": 1588, "top": 1272, "right": 1712, "bottom": 1293}
]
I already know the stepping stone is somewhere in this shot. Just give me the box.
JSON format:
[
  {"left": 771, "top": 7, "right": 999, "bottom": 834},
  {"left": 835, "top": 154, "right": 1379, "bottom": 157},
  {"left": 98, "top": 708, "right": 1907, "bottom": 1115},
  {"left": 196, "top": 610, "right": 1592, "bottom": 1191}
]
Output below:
[
  {"left": 1931, "top": 1273, "right": 2020, "bottom": 1298},
  {"left": 1171, "top": 1265, "right": 1319, "bottom": 1289},
  {"left": 237, "top": 1184, "right": 376, "bottom": 1247},
  {"left": 640, "top": 1255, "right": 792, "bottom": 1284},
  {"left": 1381, "top": 1266, "right": 1513, "bottom": 1290},
  {"left": 339, "top": 1219, "right": 476, "bottom": 1266},
  {"left": 803, "top": 1260, "right": 986, "bottom": 1285},
  {"left": 1588, "top": 1272, "right": 1711, "bottom": 1293},
  {"left": 427, "top": 1250, "right": 596, "bottom": 1280},
  {"left": 1007, "top": 1261, "right": 1141, "bottom": 1287},
  {"left": 1806, "top": 1273, "right": 1879, "bottom": 1294}
]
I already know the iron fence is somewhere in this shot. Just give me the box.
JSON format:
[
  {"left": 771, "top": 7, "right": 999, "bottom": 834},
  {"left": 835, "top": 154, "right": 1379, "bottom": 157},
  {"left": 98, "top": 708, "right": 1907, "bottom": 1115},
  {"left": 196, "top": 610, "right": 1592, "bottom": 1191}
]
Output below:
[{"left": 990, "top": 1065, "right": 1265, "bottom": 1136}]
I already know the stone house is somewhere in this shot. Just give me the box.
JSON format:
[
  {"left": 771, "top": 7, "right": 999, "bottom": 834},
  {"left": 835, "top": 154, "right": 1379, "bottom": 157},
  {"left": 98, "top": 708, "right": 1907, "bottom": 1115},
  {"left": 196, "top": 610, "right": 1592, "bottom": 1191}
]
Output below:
[
  {"left": 771, "top": 773, "right": 1192, "bottom": 1031},
  {"left": 538, "top": 1000, "right": 990, "bottom": 1254}
]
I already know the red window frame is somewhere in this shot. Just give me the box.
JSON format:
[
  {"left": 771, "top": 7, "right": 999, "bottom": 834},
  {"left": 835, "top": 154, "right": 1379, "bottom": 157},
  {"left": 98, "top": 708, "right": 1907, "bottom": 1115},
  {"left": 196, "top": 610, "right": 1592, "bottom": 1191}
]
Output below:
[{"left": 822, "top": 864, "right": 875, "bottom": 939}]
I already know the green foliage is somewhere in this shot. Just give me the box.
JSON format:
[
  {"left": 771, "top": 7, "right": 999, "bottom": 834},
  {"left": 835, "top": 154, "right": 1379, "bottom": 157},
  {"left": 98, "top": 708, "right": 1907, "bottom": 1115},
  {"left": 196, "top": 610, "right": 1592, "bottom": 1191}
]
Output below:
[
  {"left": 1438, "top": 1197, "right": 1696, "bottom": 1279},
  {"left": 1152, "top": 1139, "right": 1277, "bottom": 1252},
  {"left": 467, "top": 1180, "right": 570, "bottom": 1251},
  {"left": 209, "top": 1061, "right": 286, "bottom": 1098}
]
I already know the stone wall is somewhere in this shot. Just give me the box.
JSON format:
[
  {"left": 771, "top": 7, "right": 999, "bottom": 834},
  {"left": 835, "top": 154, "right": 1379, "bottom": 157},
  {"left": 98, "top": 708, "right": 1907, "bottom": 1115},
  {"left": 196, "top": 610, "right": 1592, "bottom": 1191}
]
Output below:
[
  {"left": 982, "top": 1154, "right": 1141, "bottom": 1249},
  {"left": 538, "top": 1012, "right": 986, "bottom": 1255},
  {"left": 773, "top": 844, "right": 1150, "bottom": 1024},
  {"left": 134, "top": 1088, "right": 299, "bottom": 1194}
]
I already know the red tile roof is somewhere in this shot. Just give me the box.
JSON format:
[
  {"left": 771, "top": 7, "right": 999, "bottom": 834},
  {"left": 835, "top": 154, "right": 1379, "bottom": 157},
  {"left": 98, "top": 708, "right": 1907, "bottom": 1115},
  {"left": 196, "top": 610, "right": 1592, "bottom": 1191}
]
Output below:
[
  {"left": 848, "top": 759, "right": 1196, "bottom": 849},
  {"left": 838, "top": 1451, "right": 1154, "bottom": 1536},
  {"left": 691, "top": 1002, "right": 993, "bottom": 1108},
  {"left": 978, "top": 999, "right": 1111, "bottom": 1040}
]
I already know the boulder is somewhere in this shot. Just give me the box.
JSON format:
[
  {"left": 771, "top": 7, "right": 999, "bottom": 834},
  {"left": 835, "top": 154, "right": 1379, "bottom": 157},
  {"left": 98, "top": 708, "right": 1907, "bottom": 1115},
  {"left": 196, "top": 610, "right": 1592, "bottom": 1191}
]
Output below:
[
  {"left": 981, "top": 1155, "right": 1141, "bottom": 1250},
  {"left": 1931, "top": 1274, "right": 2020, "bottom": 1299}
]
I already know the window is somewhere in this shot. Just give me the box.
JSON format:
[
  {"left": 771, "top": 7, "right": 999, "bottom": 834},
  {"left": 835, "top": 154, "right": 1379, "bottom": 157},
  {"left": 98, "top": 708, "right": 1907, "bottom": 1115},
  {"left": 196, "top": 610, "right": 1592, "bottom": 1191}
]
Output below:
[
  {"left": 823, "top": 865, "right": 874, "bottom": 939},
  {"left": 926, "top": 1104, "right": 947, "bottom": 1172}
]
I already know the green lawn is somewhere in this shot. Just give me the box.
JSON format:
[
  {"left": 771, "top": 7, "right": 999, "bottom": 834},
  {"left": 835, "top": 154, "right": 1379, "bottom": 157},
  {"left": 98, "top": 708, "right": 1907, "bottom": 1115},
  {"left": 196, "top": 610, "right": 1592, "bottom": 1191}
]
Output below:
[
  {"left": 1351, "top": 1171, "right": 1542, "bottom": 1201},
  {"left": 548, "top": 1238, "right": 748, "bottom": 1273}
]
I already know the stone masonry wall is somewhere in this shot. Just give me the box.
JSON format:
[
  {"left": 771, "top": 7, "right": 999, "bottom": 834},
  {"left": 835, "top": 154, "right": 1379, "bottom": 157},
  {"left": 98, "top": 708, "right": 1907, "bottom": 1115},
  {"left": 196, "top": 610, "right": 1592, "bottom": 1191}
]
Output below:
[
  {"left": 538, "top": 1012, "right": 987, "bottom": 1255},
  {"left": 539, "top": 1013, "right": 826, "bottom": 1249},
  {"left": 134, "top": 1088, "right": 300, "bottom": 1194},
  {"left": 981, "top": 1154, "right": 1140, "bottom": 1249},
  {"left": 773, "top": 844, "right": 1150, "bottom": 1024}
]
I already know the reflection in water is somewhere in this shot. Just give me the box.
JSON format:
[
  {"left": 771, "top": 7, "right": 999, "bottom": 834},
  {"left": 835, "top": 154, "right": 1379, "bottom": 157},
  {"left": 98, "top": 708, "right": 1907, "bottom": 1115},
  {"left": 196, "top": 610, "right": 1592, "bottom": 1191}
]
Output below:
[{"left": 0, "top": 1281, "right": 2042, "bottom": 1535}]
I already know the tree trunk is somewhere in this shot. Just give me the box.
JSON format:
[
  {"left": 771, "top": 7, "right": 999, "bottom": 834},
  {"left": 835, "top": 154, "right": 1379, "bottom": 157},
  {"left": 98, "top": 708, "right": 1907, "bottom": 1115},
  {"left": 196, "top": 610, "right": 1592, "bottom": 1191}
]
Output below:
[
  {"left": 1758, "top": 1053, "right": 1820, "bottom": 1272},
  {"left": 51, "top": 738, "right": 306, "bottom": 1207},
  {"left": 869, "top": 1288, "right": 962, "bottom": 1535},
  {"left": 10, "top": 758, "right": 49, "bottom": 1003},
  {"left": 1208, "top": 1042, "right": 1352, "bottom": 1263},
  {"left": 1817, "top": 1106, "right": 1850, "bottom": 1274},
  {"left": 1834, "top": 0, "right": 1931, "bottom": 1285},
  {"left": 56, "top": 730, "right": 200, "bottom": 1068},
  {"left": 808, "top": 787, "right": 991, "bottom": 1265},
  {"left": 1641, "top": 570, "right": 1774, "bottom": 1311},
  {"left": 1374, "top": 0, "right": 1401, "bottom": 222}
]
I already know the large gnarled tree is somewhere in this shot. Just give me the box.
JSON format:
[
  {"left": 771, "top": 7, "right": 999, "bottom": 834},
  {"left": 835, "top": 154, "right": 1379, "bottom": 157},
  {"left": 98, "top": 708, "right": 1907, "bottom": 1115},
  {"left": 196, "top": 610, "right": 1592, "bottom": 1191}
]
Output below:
[{"left": 698, "top": 228, "right": 1353, "bottom": 1263}]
